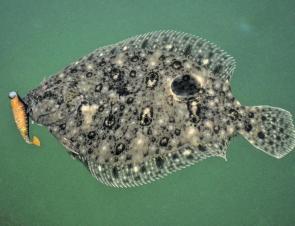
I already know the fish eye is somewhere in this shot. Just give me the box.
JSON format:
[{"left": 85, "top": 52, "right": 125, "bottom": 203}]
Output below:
[
  {"left": 170, "top": 74, "right": 200, "bottom": 98},
  {"left": 8, "top": 91, "right": 17, "bottom": 99}
]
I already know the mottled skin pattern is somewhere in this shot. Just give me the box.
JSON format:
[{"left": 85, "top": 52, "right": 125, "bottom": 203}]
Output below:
[{"left": 24, "top": 31, "right": 295, "bottom": 187}]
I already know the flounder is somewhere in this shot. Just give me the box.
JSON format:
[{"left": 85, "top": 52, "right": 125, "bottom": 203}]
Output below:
[{"left": 12, "top": 31, "right": 295, "bottom": 187}]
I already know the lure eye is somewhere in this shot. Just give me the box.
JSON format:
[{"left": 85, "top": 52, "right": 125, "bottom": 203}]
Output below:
[{"left": 8, "top": 91, "right": 17, "bottom": 99}]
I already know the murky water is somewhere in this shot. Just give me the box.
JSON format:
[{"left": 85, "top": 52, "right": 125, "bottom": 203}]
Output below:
[{"left": 1, "top": 0, "right": 294, "bottom": 225}]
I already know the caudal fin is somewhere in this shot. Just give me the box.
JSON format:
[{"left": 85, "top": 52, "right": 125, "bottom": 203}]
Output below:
[
  {"left": 239, "top": 106, "right": 295, "bottom": 158},
  {"left": 31, "top": 136, "right": 41, "bottom": 147}
]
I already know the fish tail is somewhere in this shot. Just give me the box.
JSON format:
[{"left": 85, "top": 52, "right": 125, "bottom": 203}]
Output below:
[
  {"left": 238, "top": 106, "right": 295, "bottom": 158},
  {"left": 31, "top": 136, "right": 41, "bottom": 146}
]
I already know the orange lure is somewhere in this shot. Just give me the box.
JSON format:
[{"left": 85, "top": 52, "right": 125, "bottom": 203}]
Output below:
[{"left": 9, "top": 91, "right": 40, "bottom": 146}]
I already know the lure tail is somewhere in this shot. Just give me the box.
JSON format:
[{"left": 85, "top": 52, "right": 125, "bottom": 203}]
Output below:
[
  {"left": 30, "top": 136, "right": 41, "bottom": 146},
  {"left": 239, "top": 106, "right": 295, "bottom": 158}
]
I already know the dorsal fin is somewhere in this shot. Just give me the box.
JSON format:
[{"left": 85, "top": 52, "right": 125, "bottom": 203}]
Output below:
[{"left": 118, "top": 30, "right": 236, "bottom": 80}]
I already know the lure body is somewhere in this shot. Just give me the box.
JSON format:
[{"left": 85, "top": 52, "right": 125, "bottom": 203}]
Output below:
[{"left": 9, "top": 91, "right": 40, "bottom": 146}]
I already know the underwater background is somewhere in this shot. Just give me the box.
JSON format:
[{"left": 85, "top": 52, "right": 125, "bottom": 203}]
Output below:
[{"left": 1, "top": 0, "right": 295, "bottom": 225}]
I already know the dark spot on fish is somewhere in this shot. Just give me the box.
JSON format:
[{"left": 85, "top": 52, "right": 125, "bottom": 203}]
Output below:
[
  {"left": 56, "top": 80, "right": 62, "bottom": 84},
  {"left": 213, "top": 65, "right": 223, "bottom": 74},
  {"left": 190, "top": 116, "right": 199, "bottom": 123},
  {"left": 196, "top": 56, "right": 203, "bottom": 65},
  {"left": 257, "top": 131, "right": 265, "bottom": 139},
  {"left": 95, "top": 84, "right": 103, "bottom": 92},
  {"left": 110, "top": 68, "right": 123, "bottom": 81},
  {"left": 186, "top": 154, "right": 194, "bottom": 160},
  {"left": 87, "top": 54, "right": 94, "bottom": 60},
  {"left": 160, "top": 137, "right": 169, "bottom": 146},
  {"left": 76, "top": 120, "right": 82, "bottom": 127},
  {"left": 229, "top": 108, "right": 240, "bottom": 120},
  {"left": 43, "top": 91, "right": 57, "bottom": 99},
  {"left": 113, "top": 143, "right": 125, "bottom": 155},
  {"left": 269, "top": 140, "right": 274, "bottom": 145},
  {"left": 145, "top": 72, "right": 159, "bottom": 88},
  {"left": 131, "top": 56, "right": 139, "bottom": 62},
  {"left": 86, "top": 72, "right": 93, "bottom": 78},
  {"left": 129, "top": 70, "right": 136, "bottom": 77},
  {"left": 70, "top": 68, "right": 78, "bottom": 73},
  {"left": 213, "top": 126, "right": 220, "bottom": 134},
  {"left": 261, "top": 116, "right": 267, "bottom": 121},
  {"left": 116, "top": 84, "right": 129, "bottom": 96},
  {"left": 141, "top": 39, "right": 149, "bottom": 49},
  {"left": 139, "top": 107, "right": 153, "bottom": 126},
  {"left": 112, "top": 167, "right": 119, "bottom": 178},
  {"left": 101, "top": 133, "right": 107, "bottom": 140},
  {"left": 171, "top": 60, "right": 182, "bottom": 69},
  {"left": 169, "top": 116, "right": 175, "bottom": 123},
  {"left": 59, "top": 123, "right": 66, "bottom": 130},
  {"left": 147, "top": 127, "right": 153, "bottom": 135},
  {"left": 87, "top": 131, "right": 96, "bottom": 140},
  {"left": 140, "top": 165, "right": 146, "bottom": 173},
  {"left": 195, "top": 104, "right": 202, "bottom": 116},
  {"left": 184, "top": 45, "right": 192, "bottom": 56},
  {"left": 171, "top": 74, "right": 199, "bottom": 97},
  {"left": 172, "top": 153, "right": 179, "bottom": 160},
  {"left": 126, "top": 155, "right": 132, "bottom": 161},
  {"left": 142, "top": 116, "right": 152, "bottom": 126},
  {"left": 104, "top": 114, "right": 115, "bottom": 128},
  {"left": 56, "top": 98, "right": 63, "bottom": 105},
  {"left": 110, "top": 47, "right": 117, "bottom": 55},
  {"left": 208, "top": 51, "right": 214, "bottom": 58},
  {"left": 198, "top": 144, "right": 207, "bottom": 152},
  {"left": 248, "top": 112, "right": 254, "bottom": 118},
  {"left": 155, "top": 156, "right": 164, "bottom": 168},
  {"left": 175, "top": 129, "right": 181, "bottom": 136},
  {"left": 244, "top": 121, "right": 252, "bottom": 132},
  {"left": 162, "top": 35, "right": 169, "bottom": 42},
  {"left": 98, "top": 105, "right": 104, "bottom": 112},
  {"left": 99, "top": 60, "right": 106, "bottom": 66},
  {"left": 126, "top": 97, "right": 134, "bottom": 104},
  {"left": 119, "top": 104, "right": 125, "bottom": 111}
]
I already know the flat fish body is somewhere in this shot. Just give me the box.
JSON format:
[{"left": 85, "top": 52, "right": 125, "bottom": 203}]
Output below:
[{"left": 24, "top": 31, "right": 295, "bottom": 187}]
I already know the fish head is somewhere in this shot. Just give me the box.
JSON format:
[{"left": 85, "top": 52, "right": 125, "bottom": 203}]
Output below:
[{"left": 23, "top": 83, "right": 67, "bottom": 126}]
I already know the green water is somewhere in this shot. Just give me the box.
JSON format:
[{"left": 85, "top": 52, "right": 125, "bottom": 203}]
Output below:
[{"left": 1, "top": 0, "right": 295, "bottom": 225}]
